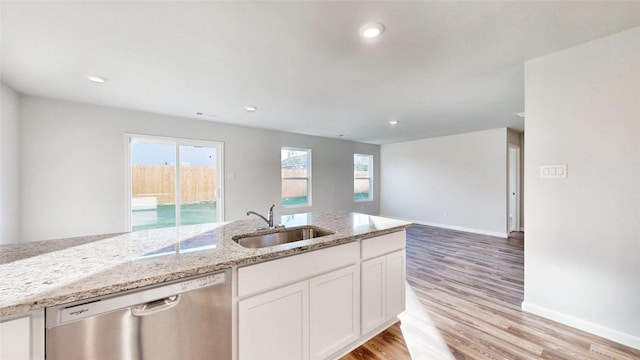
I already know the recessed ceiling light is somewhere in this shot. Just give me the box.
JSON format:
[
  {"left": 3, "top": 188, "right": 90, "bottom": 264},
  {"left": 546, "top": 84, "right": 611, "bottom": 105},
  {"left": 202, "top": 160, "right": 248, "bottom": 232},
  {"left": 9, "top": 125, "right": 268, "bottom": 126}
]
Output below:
[
  {"left": 359, "top": 22, "right": 385, "bottom": 39},
  {"left": 87, "top": 75, "right": 107, "bottom": 84},
  {"left": 244, "top": 105, "right": 257, "bottom": 112},
  {"left": 389, "top": 120, "right": 399, "bottom": 125}
]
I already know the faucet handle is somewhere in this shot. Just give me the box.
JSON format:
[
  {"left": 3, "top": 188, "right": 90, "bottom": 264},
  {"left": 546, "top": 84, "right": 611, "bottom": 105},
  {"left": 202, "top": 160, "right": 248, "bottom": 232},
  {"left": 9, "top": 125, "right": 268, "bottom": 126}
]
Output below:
[{"left": 269, "top": 204, "right": 275, "bottom": 212}]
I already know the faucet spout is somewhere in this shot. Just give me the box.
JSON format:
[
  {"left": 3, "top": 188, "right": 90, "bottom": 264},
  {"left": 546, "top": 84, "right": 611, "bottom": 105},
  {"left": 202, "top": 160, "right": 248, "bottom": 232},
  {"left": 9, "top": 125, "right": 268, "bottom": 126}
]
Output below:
[
  {"left": 268, "top": 204, "right": 275, "bottom": 227},
  {"left": 246, "top": 204, "right": 276, "bottom": 229}
]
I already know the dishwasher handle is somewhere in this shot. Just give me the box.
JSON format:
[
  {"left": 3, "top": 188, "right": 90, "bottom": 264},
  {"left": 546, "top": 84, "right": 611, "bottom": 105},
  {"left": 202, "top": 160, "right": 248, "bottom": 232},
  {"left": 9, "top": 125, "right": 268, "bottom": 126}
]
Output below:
[{"left": 131, "top": 295, "right": 180, "bottom": 316}]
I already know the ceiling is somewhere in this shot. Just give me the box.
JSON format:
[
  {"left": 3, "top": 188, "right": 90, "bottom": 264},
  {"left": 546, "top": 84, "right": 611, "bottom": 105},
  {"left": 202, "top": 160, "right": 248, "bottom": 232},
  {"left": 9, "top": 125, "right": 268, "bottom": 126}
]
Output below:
[{"left": 2, "top": 1, "right": 639, "bottom": 145}]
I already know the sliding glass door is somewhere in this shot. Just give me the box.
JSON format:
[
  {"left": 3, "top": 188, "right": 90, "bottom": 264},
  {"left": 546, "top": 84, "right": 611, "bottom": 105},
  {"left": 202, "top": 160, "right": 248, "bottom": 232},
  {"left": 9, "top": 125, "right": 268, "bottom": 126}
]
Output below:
[{"left": 128, "top": 135, "right": 223, "bottom": 232}]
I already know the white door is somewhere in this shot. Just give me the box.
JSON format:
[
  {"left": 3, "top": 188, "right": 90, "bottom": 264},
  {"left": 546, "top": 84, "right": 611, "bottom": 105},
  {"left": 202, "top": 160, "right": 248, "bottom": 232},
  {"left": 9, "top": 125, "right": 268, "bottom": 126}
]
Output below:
[{"left": 508, "top": 145, "right": 520, "bottom": 233}]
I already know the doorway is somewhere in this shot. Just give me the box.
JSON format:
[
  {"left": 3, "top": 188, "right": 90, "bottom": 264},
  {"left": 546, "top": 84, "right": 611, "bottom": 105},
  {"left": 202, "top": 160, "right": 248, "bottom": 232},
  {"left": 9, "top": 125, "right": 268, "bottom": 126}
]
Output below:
[
  {"left": 508, "top": 144, "right": 521, "bottom": 234},
  {"left": 126, "top": 134, "right": 224, "bottom": 232}
]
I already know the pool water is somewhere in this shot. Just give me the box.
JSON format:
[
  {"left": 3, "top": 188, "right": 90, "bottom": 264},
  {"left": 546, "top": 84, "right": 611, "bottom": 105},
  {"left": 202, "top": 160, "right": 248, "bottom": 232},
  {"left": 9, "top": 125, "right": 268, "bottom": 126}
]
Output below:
[{"left": 132, "top": 202, "right": 217, "bottom": 232}]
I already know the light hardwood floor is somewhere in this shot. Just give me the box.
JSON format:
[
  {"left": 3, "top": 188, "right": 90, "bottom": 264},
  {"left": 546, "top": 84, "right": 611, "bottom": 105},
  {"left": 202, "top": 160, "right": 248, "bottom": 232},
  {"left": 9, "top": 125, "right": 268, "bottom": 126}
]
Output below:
[{"left": 342, "top": 225, "right": 640, "bottom": 360}]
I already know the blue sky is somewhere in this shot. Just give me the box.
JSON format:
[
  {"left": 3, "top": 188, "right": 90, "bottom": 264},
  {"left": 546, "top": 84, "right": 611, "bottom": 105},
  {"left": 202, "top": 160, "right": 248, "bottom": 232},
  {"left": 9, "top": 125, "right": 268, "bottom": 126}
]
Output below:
[{"left": 132, "top": 143, "right": 217, "bottom": 167}]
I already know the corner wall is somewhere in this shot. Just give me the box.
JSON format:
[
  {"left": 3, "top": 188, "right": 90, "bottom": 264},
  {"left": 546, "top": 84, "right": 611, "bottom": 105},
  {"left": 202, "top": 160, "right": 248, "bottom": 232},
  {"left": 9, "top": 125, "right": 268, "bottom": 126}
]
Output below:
[
  {"left": 523, "top": 27, "right": 640, "bottom": 349},
  {"left": 18, "top": 96, "right": 380, "bottom": 241},
  {"left": 380, "top": 128, "right": 507, "bottom": 237},
  {"left": 0, "top": 82, "right": 20, "bottom": 244}
]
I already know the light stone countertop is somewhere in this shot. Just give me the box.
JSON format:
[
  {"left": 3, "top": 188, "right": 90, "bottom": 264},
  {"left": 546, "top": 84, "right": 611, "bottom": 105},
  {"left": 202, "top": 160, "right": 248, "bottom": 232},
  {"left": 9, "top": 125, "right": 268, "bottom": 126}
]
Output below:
[{"left": 0, "top": 212, "right": 412, "bottom": 317}]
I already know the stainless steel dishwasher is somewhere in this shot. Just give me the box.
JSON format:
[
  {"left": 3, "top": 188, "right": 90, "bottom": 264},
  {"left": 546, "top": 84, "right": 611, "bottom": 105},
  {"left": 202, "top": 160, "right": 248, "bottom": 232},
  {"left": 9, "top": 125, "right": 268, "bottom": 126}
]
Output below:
[{"left": 45, "top": 269, "right": 231, "bottom": 360}]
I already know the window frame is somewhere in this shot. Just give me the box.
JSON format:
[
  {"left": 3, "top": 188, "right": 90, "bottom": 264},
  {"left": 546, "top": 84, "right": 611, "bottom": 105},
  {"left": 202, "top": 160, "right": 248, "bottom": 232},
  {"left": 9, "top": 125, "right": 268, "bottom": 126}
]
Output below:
[
  {"left": 281, "top": 146, "right": 312, "bottom": 208},
  {"left": 354, "top": 153, "right": 373, "bottom": 202},
  {"left": 125, "top": 133, "right": 225, "bottom": 231}
]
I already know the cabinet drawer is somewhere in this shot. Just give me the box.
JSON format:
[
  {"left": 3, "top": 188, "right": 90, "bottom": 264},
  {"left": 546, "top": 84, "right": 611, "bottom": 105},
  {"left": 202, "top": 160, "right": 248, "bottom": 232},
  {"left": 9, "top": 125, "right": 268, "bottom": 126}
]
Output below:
[
  {"left": 361, "top": 231, "right": 406, "bottom": 260},
  {"left": 238, "top": 242, "right": 359, "bottom": 298}
]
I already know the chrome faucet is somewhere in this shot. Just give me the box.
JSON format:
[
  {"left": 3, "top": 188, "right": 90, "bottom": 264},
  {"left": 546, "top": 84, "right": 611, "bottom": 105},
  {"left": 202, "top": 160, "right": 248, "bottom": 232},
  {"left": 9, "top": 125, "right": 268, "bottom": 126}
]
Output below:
[{"left": 246, "top": 204, "right": 275, "bottom": 229}]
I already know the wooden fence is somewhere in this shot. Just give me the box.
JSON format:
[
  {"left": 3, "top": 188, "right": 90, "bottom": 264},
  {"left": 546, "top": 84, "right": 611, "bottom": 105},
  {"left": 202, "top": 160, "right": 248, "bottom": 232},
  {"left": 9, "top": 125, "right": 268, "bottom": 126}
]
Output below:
[
  {"left": 132, "top": 166, "right": 370, "bottom": 205},
  {"left": 281, "top": 168, "right": 308, "bottom": 197},
  {"left": 132, "top": 165, "right": 217, "bottom": 205},
  {"left": 354, "top": 171, "right": 370, "bottom": 194},
  {"left": 281, "top": 169, "right": 371, "bottom": 197}
]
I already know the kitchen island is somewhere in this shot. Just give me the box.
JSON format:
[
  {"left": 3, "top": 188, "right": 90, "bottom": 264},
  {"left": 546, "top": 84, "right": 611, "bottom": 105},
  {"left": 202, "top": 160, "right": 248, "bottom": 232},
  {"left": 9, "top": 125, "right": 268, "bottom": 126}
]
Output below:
[{"left": 0, "top": 212, "right": 412, "bottom": 359}]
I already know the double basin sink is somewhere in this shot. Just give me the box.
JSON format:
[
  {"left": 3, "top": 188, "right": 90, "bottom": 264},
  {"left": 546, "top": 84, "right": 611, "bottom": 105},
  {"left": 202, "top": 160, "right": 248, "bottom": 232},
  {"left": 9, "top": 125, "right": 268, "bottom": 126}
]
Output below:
[{"left": 232, "top": 225, "right": 334, "bottom": 248}]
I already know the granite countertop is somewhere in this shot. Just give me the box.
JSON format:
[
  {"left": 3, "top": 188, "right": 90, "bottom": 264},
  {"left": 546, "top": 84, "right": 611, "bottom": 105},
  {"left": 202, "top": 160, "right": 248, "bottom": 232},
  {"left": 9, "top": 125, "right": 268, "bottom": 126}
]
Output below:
[{"left": 0, "top": 212, "right": 412, "bottom": 317}]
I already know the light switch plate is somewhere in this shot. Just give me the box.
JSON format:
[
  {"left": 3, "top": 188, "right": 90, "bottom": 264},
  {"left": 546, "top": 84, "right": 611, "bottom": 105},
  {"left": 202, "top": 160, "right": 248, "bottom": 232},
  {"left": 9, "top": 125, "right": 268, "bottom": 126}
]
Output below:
[{"left": 540, "top": 165, "right": 567, "bottom": 178}]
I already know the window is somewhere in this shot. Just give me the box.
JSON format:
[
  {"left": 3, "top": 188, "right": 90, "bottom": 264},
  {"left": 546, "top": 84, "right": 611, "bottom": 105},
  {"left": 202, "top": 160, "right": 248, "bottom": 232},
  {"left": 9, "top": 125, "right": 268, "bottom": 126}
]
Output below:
[
  {"left": 127, "top": 135, "right": 224, "bottom": 231},
  {"left": 354, "top": 154, "right": 373, "bottom": 201},
  {"left": 281, "top": 147, "right": 311, "bottom": 207}
]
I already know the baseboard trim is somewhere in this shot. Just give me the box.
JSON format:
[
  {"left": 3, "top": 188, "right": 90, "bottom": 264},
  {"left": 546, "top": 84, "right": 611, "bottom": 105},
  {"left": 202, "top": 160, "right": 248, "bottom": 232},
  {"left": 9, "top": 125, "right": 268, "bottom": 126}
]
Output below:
[
  {"left": 387, "top": 217, "right": 508, "bottom": 238},
  {"left": 522, "top": 301, "right": 640, "bottom": 350}
]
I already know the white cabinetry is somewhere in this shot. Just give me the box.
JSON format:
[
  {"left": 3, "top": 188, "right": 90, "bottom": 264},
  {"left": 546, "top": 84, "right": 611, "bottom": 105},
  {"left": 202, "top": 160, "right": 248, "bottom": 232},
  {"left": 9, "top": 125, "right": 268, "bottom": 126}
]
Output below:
[
  {"left": 237, "top": 230, "right": 406, "bottom": 360},
  {"left": 361, "top": 231, "right": 406, "bottom": 336},
  {"left": 238, "top": 242, "right": 360, "bottom": 360},
  {"left": 238, "top": 281, "right": 309, "bottom": 360},
  {"left": 309, "top": 264, "right": 359, "bottom": 360},
  {"left": 385, "top": 250, "right": 406, "bottom": 319},
  {"left": 361, "top": 256, "right": 386, "bottom": 334},
  {"left": 0, "top": 309, "right": 45, "bottom": 360}
]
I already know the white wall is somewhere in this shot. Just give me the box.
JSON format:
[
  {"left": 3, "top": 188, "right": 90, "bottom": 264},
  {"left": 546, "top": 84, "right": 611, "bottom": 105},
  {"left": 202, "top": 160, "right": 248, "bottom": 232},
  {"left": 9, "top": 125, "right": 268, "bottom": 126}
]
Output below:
[
  {"left": 18, "top": 96, "right": 379, "bottom": 242},
  {"left": 380, "top": 128, "right": 507, "bottom": 237},
  {"left": 0, "top": 82, "right": 21, "bottom": 244},
  {"left": 523, "top": 27, "right": 640, "bottom": 349}
]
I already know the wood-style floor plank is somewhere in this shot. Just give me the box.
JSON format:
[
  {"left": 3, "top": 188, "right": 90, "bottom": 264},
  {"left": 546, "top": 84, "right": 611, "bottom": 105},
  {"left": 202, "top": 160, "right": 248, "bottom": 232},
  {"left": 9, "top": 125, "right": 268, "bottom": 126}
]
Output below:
[{"left": 341, "top": 225, "right": 640, "bottom": 360}]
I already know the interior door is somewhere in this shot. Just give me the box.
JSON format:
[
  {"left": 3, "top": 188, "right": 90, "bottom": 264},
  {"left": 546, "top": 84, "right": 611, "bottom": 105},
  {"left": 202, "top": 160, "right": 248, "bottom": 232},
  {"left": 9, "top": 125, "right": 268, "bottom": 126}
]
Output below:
[{"left": 508, "top": 145, "right": 520, "bottom": 233}]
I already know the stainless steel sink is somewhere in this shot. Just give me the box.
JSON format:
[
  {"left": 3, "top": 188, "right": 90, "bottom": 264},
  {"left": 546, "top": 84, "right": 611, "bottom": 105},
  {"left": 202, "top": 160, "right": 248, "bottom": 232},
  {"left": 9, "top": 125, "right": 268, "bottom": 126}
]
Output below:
[{"left": 232, "top": 226, "right": 334, "bottom": 248}]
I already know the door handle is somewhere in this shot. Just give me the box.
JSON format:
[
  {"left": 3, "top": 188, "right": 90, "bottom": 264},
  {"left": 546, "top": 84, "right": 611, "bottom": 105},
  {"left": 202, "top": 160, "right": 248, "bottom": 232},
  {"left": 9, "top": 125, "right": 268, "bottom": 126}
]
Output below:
[{"left": 131, "top": 295, "right": 180, "bottom": 316}]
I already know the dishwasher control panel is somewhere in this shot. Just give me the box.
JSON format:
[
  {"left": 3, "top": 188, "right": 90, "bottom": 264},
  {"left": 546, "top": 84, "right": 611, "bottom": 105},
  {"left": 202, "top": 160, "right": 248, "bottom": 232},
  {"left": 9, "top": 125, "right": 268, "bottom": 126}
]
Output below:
[{"left": 179, "top": 272, "right": 225, "bottom": 292}]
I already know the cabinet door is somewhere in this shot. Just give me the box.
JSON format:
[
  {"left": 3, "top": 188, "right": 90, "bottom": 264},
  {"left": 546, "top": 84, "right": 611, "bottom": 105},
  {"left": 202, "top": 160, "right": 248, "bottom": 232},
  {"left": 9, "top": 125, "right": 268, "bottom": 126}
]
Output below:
[
  {"left": 0, "top": 316, "right": 30, "bottom": 360},
  {"left": 361, "top": 256, "right": 386, "bottom": 335},
  {"left": 0, "top": 310, "right": 44, "bottom": 360},
  {"left": 309, "top": 265, "right": 360, "bottom": 360},
  {"left": 239, "top": 281, "right": 309, "bottom": 360},
  {"left": 385, "top": 250, "right": 406, "bottom": 319}
]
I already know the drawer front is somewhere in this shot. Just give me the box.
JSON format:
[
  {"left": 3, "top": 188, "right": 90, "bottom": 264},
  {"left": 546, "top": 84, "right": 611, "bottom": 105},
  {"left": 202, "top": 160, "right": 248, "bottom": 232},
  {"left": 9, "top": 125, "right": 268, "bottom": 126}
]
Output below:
[
  {"left": 238, "top": 242, "right": 359, "bottom": 298},
  {"left": 361, "top": 230, "right": 406, "bottom": 260}
]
